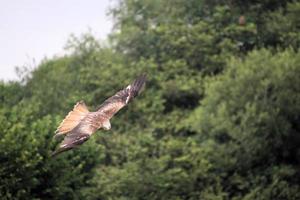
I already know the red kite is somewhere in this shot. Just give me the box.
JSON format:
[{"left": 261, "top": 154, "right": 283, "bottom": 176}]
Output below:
[{"left": 52, "top": 74, "right": 146, "bottom": 156}]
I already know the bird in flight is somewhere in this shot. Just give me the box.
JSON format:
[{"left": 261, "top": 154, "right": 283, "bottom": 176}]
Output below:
[{"left": 51, "top": 74, "right": 146, "bottom": 156}]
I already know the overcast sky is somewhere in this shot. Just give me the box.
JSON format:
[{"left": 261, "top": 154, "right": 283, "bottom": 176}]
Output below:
[{"left": 0, "top": 0, "right": 113, "bottom": 81}]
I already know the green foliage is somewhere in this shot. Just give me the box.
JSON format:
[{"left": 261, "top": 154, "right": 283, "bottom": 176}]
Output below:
[
  {"left": 0, "top": 103, "right": 102, "bottom": 199},
  {"left": 188, "top": 49, "right": 300, "bottom": 199},
  {"left": 1, "top": 0, "right": 300, "bottom": 199},
  {"left": 0, "top": 81, "right": 24, "bottom": 107}
]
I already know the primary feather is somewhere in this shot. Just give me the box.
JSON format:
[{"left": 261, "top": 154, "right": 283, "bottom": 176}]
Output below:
[{"left": 51, "top": 74, "right": 147, "bottom": 156}]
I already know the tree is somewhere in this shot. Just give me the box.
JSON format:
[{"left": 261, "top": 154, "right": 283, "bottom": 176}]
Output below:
[
  {"left": 1, "top": 0, "right": 300, "bottom": 199},
  {"left": 188, "top": 49, "right": 300, "bottom": 199}
]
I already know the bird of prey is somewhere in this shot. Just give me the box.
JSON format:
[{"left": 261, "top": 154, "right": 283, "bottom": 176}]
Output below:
[{"left": 51, "top": 74, "right": 146, "bottom": 156}]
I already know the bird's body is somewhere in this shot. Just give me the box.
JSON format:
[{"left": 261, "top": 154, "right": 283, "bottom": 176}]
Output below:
[{"left": 52, "top": 74, "right": 146, "bottom": 156}]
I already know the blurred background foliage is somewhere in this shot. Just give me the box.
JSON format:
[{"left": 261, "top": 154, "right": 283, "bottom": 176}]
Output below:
[{"left": 1, "top": 0, "right": 300, "bottom": 199}]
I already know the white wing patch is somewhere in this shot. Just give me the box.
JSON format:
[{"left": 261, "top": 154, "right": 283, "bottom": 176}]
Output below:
[{"left": 125, "top": 85, "right": 131, "bottom": 104}]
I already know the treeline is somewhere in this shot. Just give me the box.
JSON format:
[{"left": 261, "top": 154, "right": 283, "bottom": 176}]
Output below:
[{"left": 1, "top": 0, "right": 300, "bottom": 199}]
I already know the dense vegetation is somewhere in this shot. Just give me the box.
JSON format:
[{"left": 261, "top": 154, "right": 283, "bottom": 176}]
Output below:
[{"left": 1, "top": 0, "right": 300, "bottom": 199}]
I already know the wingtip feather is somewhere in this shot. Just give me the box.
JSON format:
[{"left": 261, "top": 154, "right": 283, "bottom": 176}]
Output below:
[{"left": 133, "top": 74, "right": 147, "bottom": 92}]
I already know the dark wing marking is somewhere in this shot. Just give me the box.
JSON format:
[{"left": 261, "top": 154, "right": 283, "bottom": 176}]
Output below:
[
  {"left": 51, "top": 132, "right": 90, "bottom": 157},
  {"left": 51, "top": 128, "right": 91, "bottom": 157},
  {"left": 51, "top": 74, "right": 146, "bottom": 157},
  {"left": 96, "top": 74, "right": 146, "bottom": 119}
]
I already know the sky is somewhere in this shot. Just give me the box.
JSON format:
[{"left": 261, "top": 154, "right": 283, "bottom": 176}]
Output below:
[{"left": 0, "top": 0, "right": 113, "bottom": 81}]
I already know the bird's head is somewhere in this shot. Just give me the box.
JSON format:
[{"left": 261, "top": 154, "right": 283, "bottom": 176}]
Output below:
[{"left": 102, "top": 120, "right": 111, "bottom": 130}]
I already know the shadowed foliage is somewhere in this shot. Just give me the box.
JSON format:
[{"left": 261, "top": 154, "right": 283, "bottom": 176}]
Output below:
[{"left": 1, "top": 0, "right": 300, "bottom": 199}]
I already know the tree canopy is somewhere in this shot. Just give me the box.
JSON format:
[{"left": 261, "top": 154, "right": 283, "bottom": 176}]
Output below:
[{"left": 1, "top": 0, "right": 300, "bottom": 199}]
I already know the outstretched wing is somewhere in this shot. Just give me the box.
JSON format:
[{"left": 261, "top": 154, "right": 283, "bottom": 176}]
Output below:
[
  {"left": 52, "top": 112, "right": 101, "bottom": 157},
  {"left": 51, "top": 74, "right": 147, "bottom": 157},
  {"left": 51, "top": 131, "right": 90, "bottom": 157},
  {"left": 54, "top": 101, "right": 89, "bottom": 139},
  {"left": 97, "top": 74, "right": 146, "bottom": 119}
]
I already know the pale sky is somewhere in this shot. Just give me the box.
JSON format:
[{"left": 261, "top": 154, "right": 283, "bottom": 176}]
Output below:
[{"left": 0, "top": 0, "right": 113, "bottom": 81}]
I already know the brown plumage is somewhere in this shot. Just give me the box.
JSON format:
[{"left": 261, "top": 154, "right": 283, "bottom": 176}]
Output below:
[
  {"left": 239, "top": 15, "right": 246, "bottom": 26},
  {"left": 51, "top": 74, "right": 147, "bottom": 156}
]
